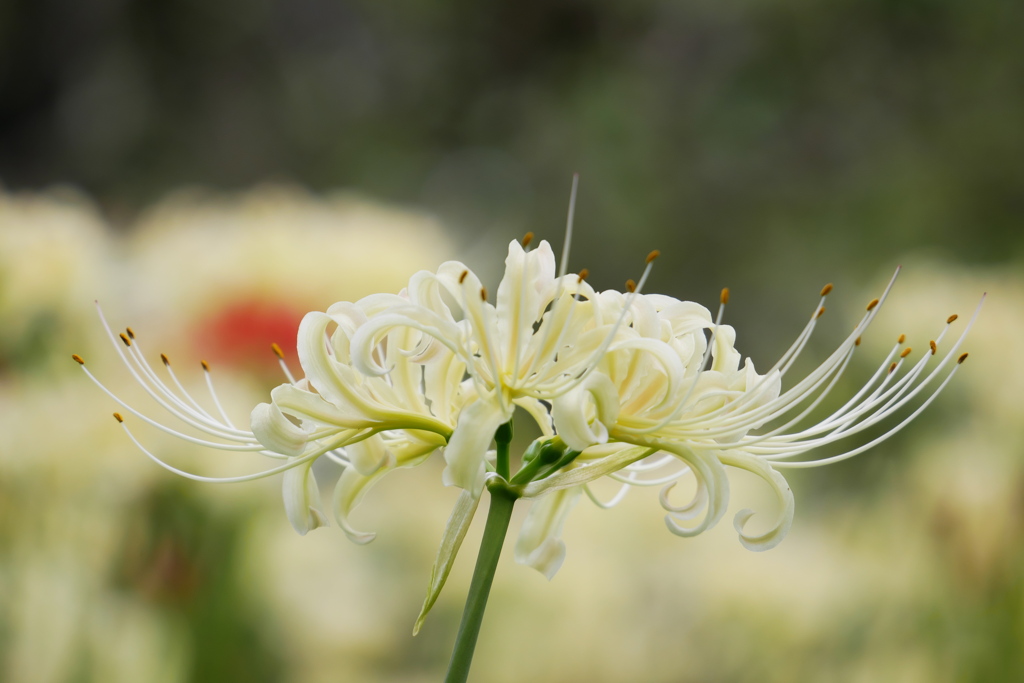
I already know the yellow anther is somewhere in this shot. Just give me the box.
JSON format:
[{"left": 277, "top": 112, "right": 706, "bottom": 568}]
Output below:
[
  {"left": 113, "top": 412, "right": 124, "bottom": 423},
  {"left": 900, "top": 347, "right": 912, "bottom": 358},
  {"left": 271, "top": 342, "right": 285, "bottom": 359},
  {"left": 201, "top": 360, "right": 210, "bottom": 371},
  {"left": 720, "top": 288, "right": 730, "bottom": 305},
  {"left": 854, "top": 337, "right": 862, "bottom": 347},
  {"left": 160, "top": 353, "right": 171, "bottom": 366},
  {"left": 646, "top": 250, "right": 660, "bottom": 264},
  {"left": 897, "top": 334, "right": 906, "bottom": 344},
  {"left": 72, "top": 354, "right": 85, "bottom": 365},
  {"left": 625, "top": 279, "right": 636, "bottom": 293},
  {"left": 957, "top": 353, "right": 969, "bottom": 364},
  {"left": 521, "top": 232, "right": 534, "bottom": 248},
  {"left": 577, "top": 268, "right": 589, "bottom": 283},
  {"left": 866, "top": 298, "right": 880, "bottom": 311},
  {"left": 480, "top": 287, "right": 487, "bottom": 301},
  {"left": 820, "top": 283, "right": 834, "bottom": 296},
  {"left": 459, "top": 270, "right": 469, "bottom": 284},
  {"left": 816, "top": 306, "right": 826, "bottom": 319},
  {"left": 126, "top": 327, "right": 135, "bottom": 339},
  {"left": 947, "top": 314, "right": 958, "bottom": 324},
  {"left": 119, "top": 332, "right": 131, "bottom": 346},
  {"left": 888, "top": 362, "right": 897, "bottom": 374},
  {"left": 929, "top": 340, "right": 937, "bottom": 355}
]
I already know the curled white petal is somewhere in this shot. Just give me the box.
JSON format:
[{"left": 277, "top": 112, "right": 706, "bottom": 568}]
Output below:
[
  {"left": 282, "top": 460, "right": 329, "bottom": 535},
  {"left": 658, "top": 479, "right": 708, "bottom": 522},
  {"left": 443, "top": 398, "right": 511, "bottom": 496},
  {"left": 514, "top": 486, "right": 582, "bottom": 580},
  {"left": 551, "top": 372, "right": 620, "bottom": 452},
  {"left": 251, "top": 402, "right": 312, "bottom": 457},
  {"left": 718, "top": 451, "right": 794, "bottom": 551},
  {"left": 347, "top": 433, "right": 394, "bottom": 476}
]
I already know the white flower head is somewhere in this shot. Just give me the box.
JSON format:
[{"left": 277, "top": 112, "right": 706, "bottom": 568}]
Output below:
[{"left": 77, "top": 191, "right": 981, "bottom": 618}]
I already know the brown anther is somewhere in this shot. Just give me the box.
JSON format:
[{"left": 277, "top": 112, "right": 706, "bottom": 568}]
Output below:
[
  {"left": 577, "top": 268, "right": 589, "bottom": 284},
  {"left": 625, "top": 279, "right": 636, "bottom": 293},
  {"left": 521, "top": 232, "right": 534, "bottom": 248},
  {"left": 866, "top": 298, "right": 880, "bottom": 311},
  {"left": 201, "top": 360, "right": 210, "bottom": 371},
  {"left": 459, "top": 270, "right": 469, "bottom": 284},
  {"left": 816, "top": 306, "right": 826, "bottom": 319},
  {"left": 271, "top": 342, "right": 285, "bottom": 359},
  {"left": 646, "top": 250, "right": 660, "bottom": 264},
  {"left": 900, "top": 347, "right": 913, "bottom": 358},
  {"left": 126, "top": 327, "right": 136, "bottom": 339},
  {"left": 957, "top": 352, "right": 969, "bottom": 364},
  {"left": 854, "top": 337, "right": 862, "bottom": 347},
  {"left": 947, "top": 314, "right": 958, "bottom": 324},
  {"left": 897, "top": 334, "right": 906, "bottom": 344},
  {"left": 113, "top": 412, "right": 124, "bottom": 423},
  {"left": 480, "top": 287, "right": 487, "bottom": 301},
  {"left": 929, "top": 340, "right": 937, "bottom": 355},
  {"left": 888, "top": 362, "right": 897, "bottom": 374},
  {"left": 119, "top": 332, "right": 131, "bottom": 346},
  {"left": 72, "top": 354, "right": 85, "bottom": 365},
  {"left": 720, "top": 288, "right": 730, "bottom": 305},
  {"left": 160, "top": 353, "right": 170, "bottom": 366},
  {"left": 820, "top": 283, "right": 834, "bottom": 297}
]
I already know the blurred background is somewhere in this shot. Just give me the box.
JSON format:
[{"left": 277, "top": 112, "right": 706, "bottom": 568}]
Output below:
[{"left": 1, "top": 0, "right": 1022, "bottom": 681}]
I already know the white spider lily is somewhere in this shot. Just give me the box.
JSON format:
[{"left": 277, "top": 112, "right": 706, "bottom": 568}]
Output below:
[
  {"left": 78, "top": 212, "right": 978, "bottom": 616},
  {"left": 348, "top": 237, "right": 657, "bottom": 495},
  {"left": 75, "top": 300, "right": 456, "bottom": 538},
  {"left": 516, "top": 274, "right": 982, "bottom": 577}
]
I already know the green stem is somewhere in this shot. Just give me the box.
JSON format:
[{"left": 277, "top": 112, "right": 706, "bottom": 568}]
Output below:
[{"left": 445, "top": 487, "right": 517, "bottom": 683}]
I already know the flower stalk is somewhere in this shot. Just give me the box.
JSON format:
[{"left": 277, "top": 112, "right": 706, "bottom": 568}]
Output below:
[{"left": 445, "top": 480, "right": 519, "bottom": 683}]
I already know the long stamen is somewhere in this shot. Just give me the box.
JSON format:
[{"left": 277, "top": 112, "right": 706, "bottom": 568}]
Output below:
[
  {"left": 558, "top": 173, "right": 579, "bottom": 278},
  {"left": 609, "top": 467, "right": 690, "bottom": 487},
  {"left": 753, "top": 296, "right": 982, "bottom": 460},
  {"left": 126, "top": 333, "right": 222, "bottom": 427},
  {"left": 119, "top": 417, "right": 364, "bottom": 482},
  {"left": 769, "top": 313, "right": 964, "bottom": 447},
  {"left": 769, "top": 361, "right": 966, "bottom": 468},
  {"left": 78, "top": 362, "right": 265, "bottom": 450},
  {"left": 583, "top": 481, "right": 632, "bottom": 509},
  {"left": 94, "top": 303, "right": 256, "bottom": 441},
  {"left": 154, "top": 350, "right": 220, "bottom": 422},
  {"left": 272, "top": 342, "right": 298, "bottom": 384},
  {"left": 201, "top": 360, "right": 237, "bottom": 429},
  {"left": 673, "top": 269, "right": 900, "bottom": 430}
]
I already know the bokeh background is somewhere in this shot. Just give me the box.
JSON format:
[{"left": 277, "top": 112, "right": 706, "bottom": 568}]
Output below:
[{"left": 2, "top": 1, "right": 1022, "bottom": 681}]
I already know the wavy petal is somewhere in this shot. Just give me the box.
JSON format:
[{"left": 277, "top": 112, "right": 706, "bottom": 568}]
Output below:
[
  {"left": 551, "top": 372, "right": 619, "bottom": 451},
  {"left": 282, "top": 460, "right": 328, "bottom": 535},
  {"left": 332, "top": 434, "right": 444, "bottom": 545},
  {"left": 718, "top": 451, "right": 794, "bottom": 551},
  {"left": 442, "top": 398, "right": 511, "bottom": 495},
  {"left": 514, "top": 486, "right": 582, "bottom": 579},
  {"left": 251, "top": 401, "right": 312, "bottom": 457},
  {"left": 347, "top": 433, "right": 394, "bottom": 476}
]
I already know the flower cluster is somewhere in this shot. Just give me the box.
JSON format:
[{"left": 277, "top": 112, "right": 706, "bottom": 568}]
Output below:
[{"left": 75, "top": 233, "right": 978, "bottom": 623}]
